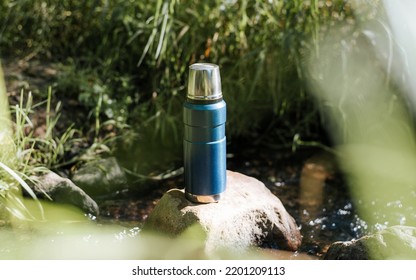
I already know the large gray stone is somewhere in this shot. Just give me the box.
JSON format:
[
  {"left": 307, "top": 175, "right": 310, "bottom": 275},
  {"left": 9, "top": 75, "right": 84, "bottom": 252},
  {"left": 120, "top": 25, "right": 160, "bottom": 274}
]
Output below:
[
  {"left": 324, "top": 226, "right": 416, "bottom": 260},
  {"left": 32, "top": 172, "right": 99, "bottom": 216},
  {"left": 144, "top": 170, "right": 301, "bottom": 253},
  {"left": 71, "top": 157, "right": 127, "bottom": 197}
]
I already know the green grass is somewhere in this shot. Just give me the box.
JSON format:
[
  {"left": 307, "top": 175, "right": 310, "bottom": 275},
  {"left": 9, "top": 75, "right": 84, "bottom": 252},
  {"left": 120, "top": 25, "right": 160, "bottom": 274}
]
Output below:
[
  {"left": 0, "top": 0, "right": 361, "bottom": 142},
  {"left": 0, "top": 0, "right": 382, "bottom": 185},
  {"left": 1, "top": 63, "right": 100, "bottom": 223},
  {"left": 0, "top": 61, "right": 44, "bottom": 222}
]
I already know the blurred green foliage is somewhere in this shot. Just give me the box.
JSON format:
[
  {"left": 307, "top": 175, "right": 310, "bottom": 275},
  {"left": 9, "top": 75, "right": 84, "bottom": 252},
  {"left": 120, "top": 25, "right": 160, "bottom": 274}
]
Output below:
[
  {"left": 305, "top": 0, "right": 416, "bottom": 259},
  {"left": 0, "top": 0, "right": 364, "bottom": 174}
]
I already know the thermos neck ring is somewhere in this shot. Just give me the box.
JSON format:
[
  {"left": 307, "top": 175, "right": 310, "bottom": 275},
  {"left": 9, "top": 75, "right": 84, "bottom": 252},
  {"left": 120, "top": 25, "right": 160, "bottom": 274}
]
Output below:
[{"left": 186, "top": 97, "right": 223, "bottom": 104}]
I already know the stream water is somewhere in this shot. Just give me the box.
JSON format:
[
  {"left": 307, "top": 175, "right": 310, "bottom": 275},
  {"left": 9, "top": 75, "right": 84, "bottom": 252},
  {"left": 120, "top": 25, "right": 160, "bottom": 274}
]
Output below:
[
  {"left": 225, "top": 147, "right": 365, "bottom": 257},
  {"left": 97, "top": 145, "right": 416, "bottom": 258}
]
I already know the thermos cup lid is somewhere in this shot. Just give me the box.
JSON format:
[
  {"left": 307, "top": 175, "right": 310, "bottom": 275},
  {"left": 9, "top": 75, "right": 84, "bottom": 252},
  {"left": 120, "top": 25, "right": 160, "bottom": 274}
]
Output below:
[{"left": 187, "top": 63, "right": 222, "bottom": 100}]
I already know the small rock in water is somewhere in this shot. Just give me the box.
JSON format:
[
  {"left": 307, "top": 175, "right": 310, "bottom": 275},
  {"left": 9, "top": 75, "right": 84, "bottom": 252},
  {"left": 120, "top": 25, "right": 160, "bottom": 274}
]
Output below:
[
  {"left": 324, "top": 225, "right": 416, "bottom": 259},
  {"left": 144, "top": 170, "right": 301, "bottom": 253},
  {"left": 31, "top": 172, "right": 99, "bottom": 216},
  {"left": 71, "top": 157, "right": 127, "bottom": 197}
]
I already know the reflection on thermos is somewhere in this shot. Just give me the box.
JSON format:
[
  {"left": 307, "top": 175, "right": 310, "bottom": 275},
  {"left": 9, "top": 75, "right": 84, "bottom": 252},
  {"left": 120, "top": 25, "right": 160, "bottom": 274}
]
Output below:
[{"left": 183, "top": 63, "right": 227, "bottom": 203}]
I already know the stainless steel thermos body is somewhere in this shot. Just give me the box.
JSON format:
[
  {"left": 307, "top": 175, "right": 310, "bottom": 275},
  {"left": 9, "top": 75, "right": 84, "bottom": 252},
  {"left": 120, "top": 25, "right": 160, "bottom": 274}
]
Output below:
[{"left": 183, "top": 63, "right": 226, "bottom": 203}]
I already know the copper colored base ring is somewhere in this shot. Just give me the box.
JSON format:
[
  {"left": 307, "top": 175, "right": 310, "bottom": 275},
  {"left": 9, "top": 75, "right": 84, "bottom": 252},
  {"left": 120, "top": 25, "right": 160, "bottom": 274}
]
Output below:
[{"left": 185, "top": 192, "right": 222, "bottom": 204}]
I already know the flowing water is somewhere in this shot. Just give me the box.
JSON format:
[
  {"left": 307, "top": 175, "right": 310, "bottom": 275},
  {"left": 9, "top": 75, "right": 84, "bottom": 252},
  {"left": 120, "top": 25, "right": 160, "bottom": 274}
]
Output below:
[
  {"left": 226, "top": 147, "right": 364, "bottom": 257},
  {"left": 227, "top": 146, "right": 416, "bottom": 257},
  {"left": 98, "top": 146, "right": 416, "bottom": 258}
]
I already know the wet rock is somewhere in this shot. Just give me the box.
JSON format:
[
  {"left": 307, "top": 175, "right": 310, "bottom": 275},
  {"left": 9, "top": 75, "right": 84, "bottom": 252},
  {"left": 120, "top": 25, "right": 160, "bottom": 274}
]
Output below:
[
  {"left": 71, "top": 157, "right": 127, "bottom": 197},
  {"left": 144, "top": 170, "right": 301, "bottom": 253},
  {"left": 323, "top": 239, "right": 370, "bottom": 260},
  {"left": 32, "top": 172, "right": 99, "bottom": 216},
  {"left": 324, "top": 226, "right": 416, "bottom": 260}
]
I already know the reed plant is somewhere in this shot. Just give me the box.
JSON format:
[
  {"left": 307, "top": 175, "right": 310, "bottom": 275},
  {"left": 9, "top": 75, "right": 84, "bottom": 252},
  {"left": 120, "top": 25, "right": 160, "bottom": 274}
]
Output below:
[
  {"left": 0, "top": 62, "right": 43, "bottom": 222},
  {"left": 0, "top": 63, "right": 92, "bottom": 222}
]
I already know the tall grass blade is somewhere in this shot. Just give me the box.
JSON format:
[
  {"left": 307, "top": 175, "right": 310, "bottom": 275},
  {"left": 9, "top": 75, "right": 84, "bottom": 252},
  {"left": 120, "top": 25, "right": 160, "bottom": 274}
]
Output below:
[{"left": 0, "top": 161, "right": 45, "bottom": 220}]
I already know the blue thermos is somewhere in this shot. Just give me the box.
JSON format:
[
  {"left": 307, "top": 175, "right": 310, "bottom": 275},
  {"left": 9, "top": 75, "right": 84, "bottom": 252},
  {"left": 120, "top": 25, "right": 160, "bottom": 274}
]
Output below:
[{"left": 183, "top": 63, "right": 227, "bottom": 203}]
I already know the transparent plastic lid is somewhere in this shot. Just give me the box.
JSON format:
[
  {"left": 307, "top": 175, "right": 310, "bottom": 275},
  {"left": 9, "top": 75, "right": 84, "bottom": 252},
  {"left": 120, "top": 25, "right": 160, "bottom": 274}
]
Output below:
[{"left": 187, "top": 63, "right": 222, "bottom": 100}]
